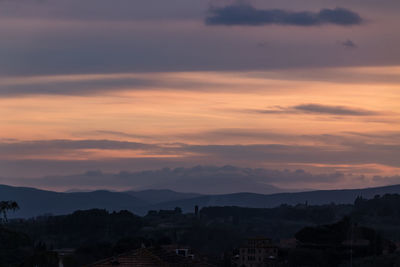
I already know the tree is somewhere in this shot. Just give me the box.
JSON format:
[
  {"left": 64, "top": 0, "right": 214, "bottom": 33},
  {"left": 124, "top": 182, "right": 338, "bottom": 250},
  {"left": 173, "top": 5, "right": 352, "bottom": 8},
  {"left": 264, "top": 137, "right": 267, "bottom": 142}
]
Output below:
[{"left": 0, "top": 201, "right": 19, "bottom": 223}]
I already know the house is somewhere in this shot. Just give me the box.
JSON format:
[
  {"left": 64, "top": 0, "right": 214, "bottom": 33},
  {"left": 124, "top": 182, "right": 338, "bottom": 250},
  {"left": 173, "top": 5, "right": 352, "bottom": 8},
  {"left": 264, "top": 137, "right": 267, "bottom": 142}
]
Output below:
[
  {"left": 233, "top": 237, "right": 278, "bottom": 267},
  {"left": 86, "top": 247, "right": 215, "bottom": 267}
]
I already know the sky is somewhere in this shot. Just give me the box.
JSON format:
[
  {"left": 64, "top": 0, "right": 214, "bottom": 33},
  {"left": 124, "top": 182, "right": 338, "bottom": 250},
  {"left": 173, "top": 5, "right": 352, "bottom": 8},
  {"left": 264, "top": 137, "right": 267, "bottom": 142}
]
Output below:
[{"left": 0, "top": 0, "right": 399, "bottom": 192}]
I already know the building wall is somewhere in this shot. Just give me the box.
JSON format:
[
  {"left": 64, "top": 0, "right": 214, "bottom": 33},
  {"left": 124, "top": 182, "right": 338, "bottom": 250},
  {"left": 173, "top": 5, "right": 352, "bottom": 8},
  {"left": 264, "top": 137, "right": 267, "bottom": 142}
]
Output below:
[{"left": 237, "top": 238, "right": 278, "bottom": 267}]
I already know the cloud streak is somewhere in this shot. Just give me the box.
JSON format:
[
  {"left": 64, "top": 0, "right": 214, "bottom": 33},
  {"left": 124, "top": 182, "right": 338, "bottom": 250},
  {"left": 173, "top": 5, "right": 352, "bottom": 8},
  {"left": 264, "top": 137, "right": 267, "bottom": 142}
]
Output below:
[
  {"left": 1, "top": 135, "right": 400, "bottom": 170},
  {"left": 0, "top": 139, "right": 160, "bottom": 156},
  {"left": 252, "top": 103, "right": 381, "bottom": 116},
  {"left": 0, "top": 72, "right": 244, "bottom": 96},
  {"left": 0, "top": 77, "right": 153, "bottom": 96},
  {"left": 206, "top": 4, "right": 363, "bottom": 26},
  {"left": 294, "top": 104, "right": 377, "bottom": 116}
]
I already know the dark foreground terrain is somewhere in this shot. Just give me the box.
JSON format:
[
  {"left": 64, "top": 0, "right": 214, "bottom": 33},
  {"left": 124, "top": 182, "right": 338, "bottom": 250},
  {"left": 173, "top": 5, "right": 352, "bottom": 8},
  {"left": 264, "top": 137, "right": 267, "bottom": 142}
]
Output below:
[{"left": 2, "top": 194, "right": 400, "bottom": 266}]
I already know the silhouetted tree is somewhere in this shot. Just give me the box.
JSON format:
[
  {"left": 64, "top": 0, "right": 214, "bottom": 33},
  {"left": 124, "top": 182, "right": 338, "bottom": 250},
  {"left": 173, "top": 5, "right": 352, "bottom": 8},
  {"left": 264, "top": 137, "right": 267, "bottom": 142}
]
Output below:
[{"left": 0, "top": 201, "right": 19, "bottom": 223}]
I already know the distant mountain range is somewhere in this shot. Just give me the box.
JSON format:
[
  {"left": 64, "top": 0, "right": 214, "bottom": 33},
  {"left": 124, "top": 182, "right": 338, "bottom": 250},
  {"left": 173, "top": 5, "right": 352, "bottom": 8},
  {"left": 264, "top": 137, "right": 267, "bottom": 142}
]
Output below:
[
  {"left": 124, "top": 189, "right": 202, "bottom": 204},
  {"left": 2, "top": 183, "right": 400, "bottom": 218},
  {"left": 0, "top": 166, "right": 341, "bottom": 195}
]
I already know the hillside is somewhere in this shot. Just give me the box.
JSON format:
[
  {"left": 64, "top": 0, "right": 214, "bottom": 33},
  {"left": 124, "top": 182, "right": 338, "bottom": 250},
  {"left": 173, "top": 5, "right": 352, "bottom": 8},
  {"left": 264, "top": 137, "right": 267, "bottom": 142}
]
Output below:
[
  {"left": 0, "top": 185, "right": 147, "bottom": 218},
  {"left": 152, "top": 184, "right": 400, "bottom": 212},
  {"left": 2, "top": 184, "right": 400, "bottom": 217},
  {"left": 124, "top": 189, "right": 202, "bottom": 204}
]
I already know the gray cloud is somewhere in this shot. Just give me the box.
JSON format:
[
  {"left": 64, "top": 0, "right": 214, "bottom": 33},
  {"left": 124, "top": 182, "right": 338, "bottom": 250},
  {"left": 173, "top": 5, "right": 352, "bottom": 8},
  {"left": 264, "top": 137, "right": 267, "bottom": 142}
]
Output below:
[
  {"left": 0, "top": 139, "right": 160, "bottom": 155},
  {"left": 206, "top": 4, "right": 363, "bottom": 26},
  {"left": 93, "top": 130, "right": 153, "bottom": 140},
  {"left": 252, "top": 103, "right": 380, "bottom": 116},
  {"left": 180, "top": 129, "right": 366, "bottom": 145},
  {"left": 178, "top": 143, "right": 400, "bottom": 168},
  {"left": 1, "top": 0, "right": 400, "bottom": 76},
  {"left": 0, "top": 77, "right": 153, "bottom": 96},
  {"left": 294, "top": 104, "right": 376, "bottom": 115},
  {"left": 372, "top": 175, "right": 400, "bottom": 186},
  {"left": 345, "top": 131, "right": 400, "bottom": 141},
  {"left": 1, "top": 134, "right": 399, "bottom": 178},
  {"left": 0, "top": 74, "right": 223, "bottom": 96},
  {"left": 341, "top": 39, "right": 358, "bottom": 48},
  {"left": 0, "top": 0, "right": 203, "bottom": 22},
  {"left": 0, "top": 157, "right": 191, "bottom": 178},
  {"left": 0, "top": 16, "right": 398, "bottom": 77}
]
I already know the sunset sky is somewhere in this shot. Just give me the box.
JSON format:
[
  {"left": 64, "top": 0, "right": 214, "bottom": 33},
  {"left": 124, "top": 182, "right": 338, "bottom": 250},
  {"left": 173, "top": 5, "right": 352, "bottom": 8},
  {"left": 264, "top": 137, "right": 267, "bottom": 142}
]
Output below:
[{"left": 1, "top": 0, "right": 399, "bottom": 192}]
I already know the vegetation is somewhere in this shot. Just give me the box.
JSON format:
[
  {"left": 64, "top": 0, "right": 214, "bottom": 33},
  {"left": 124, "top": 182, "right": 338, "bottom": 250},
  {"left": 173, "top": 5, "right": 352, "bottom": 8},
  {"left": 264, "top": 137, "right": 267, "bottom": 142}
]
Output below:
[
  {"left": 2, "top": 194, "right": 400, "bottom": 266},
  {"left": 0, "top": 201, "right": 19, "bottom": 223}
]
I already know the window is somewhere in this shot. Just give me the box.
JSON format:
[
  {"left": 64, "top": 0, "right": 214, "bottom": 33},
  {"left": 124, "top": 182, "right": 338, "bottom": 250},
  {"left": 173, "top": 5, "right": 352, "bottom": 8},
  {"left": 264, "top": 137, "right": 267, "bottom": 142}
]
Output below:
[
  {"left": 247, "top": 256, "right": 255, "bottom": 261},
  {"left": 248, "top": 248, "right": 255, "bottom": 254}
]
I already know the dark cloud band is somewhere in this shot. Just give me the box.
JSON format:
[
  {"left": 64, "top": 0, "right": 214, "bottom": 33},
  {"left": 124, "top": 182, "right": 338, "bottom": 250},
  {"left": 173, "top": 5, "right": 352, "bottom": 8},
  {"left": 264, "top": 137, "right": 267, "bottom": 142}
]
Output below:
[
  {"left": 206, "top": 5, "right": 363, "bottom": 26},
  {"left": 294, "top": 104, "right": 377, "bottom": 116},
  {"left": 252, "top": 103, "right": 380, "bottom": 116},
  {"left": 1, "top": 135, "right": 400, "bottom": 168}
]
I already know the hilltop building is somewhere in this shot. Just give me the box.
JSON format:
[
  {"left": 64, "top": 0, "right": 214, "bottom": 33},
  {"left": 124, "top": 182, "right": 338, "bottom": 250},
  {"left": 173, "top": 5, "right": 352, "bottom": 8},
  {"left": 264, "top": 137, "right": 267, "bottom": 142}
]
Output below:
[{"left": 233, "top": 237, "right": 278, "bottom": 267}]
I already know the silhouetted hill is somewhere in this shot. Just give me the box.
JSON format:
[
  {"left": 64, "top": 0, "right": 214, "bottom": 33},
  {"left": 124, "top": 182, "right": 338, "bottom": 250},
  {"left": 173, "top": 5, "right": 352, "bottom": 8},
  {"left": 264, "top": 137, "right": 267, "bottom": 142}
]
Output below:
[
  {"left": 0, "top": 185, "right": 147, "bottom": 218},
  {"left": 3, "top": 184, "right": 400, "bottom": 217},
  {"left": 124, "top": 189, "right": 202, "bottom": 204},
  {"left": 149, "top": 184, "right": 400, "bottom": 212},
  {"left": 0, "top": 166, "right": 303, "bottom": 194}
]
